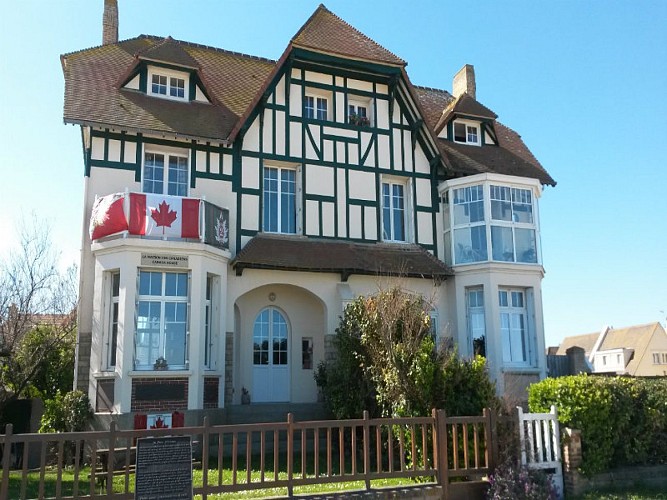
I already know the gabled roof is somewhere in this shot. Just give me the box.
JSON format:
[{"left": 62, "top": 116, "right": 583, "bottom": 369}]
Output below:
[
  {"left": 291, "top": 4, "right": 405, "bottom": 66},
  {"left": 556, "top": 332, "right": 600, "bottom": 356},
  {"left": 437, "top": 93, "right": 498, "bottom": 131},
  {"left": 231, "top": 234, "right": 453, "bottom": 282},
  {"left": 598, "top": 323, "right": 665, "bottom": 374},
  {"left": 137, "top": 36, "right": 200, "bottom": 69}
]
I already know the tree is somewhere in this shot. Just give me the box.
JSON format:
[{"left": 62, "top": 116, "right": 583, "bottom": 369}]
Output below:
[
  {"left": 0, "top": 217, "right": 78, "bottom": 416},
  {"left": 315, "top": 285, "right": 497, "bottom": 419}
]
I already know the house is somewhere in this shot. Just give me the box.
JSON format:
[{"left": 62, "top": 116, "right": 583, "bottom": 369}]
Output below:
[
  {"left": 62, "top": 1, "right": 556, "bottom": 427},
  {"left": 556, "top": 322, "right": 667, "bottom": 376}
]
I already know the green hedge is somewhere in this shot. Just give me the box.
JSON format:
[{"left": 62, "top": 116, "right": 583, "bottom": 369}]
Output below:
[{"left": 528, "top": 375, "right": 667, "bottom": 475}]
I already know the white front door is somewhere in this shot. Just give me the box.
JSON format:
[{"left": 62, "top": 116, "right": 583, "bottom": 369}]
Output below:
[{"left": 252, "top": 307, "right": 289, "bottom": 402}]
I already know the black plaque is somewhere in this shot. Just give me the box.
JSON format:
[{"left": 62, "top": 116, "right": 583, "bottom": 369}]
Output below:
[
  {"left": 135, "top": 381, "right": 186, "bottom": 401},
  {"left": 135, "top": 436, "right": 192, "bottom": 500}
]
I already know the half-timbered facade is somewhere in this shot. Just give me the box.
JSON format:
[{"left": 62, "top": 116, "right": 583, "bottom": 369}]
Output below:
[{"left": 63, "top": 2, "right": 555, "bottom": 426}]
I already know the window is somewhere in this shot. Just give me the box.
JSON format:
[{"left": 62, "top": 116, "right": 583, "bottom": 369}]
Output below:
[
  {"left": 348, "top": 100, "right": 370, "bottom": 126},
  {"left": 491, "top": 186, "right": 537, "bottom": 263},
  {"left": 442, "top": 180, "right": 540, "bottom": 266},
  {"left": 302, "top": 337, "right": 313, "bottom": 369},
  {"left": 143, "top": 151, "right": 189, "bottom": 196},
  {"left": 382, "top": 180, "right": 407, "bottom": 242},
  {"left": 263, "top": 166, "right": 297, "bottom": 233},
  {"left": 148, "top": 67, "right": 189, "bottom": 101},
  {"left": 204, "top": 276, "right": 213, "bottom": 370},
  {"left": 451, "top": 185, "right": 487, "bottom": 264},
  {"left": 107, "top": 272, "right": 120, "bottom": 368},
  {"left": 135, "top": 271, "right": 189, "bottom": 370},
  {"left": 499, "top": 288, "right": 531, "bottom": 366},
  {"left": 453, "top": 120, "right": 481, "bottom": 145},
  {"left": 467, "top": 288, "right": 486, "bottom": 357},
  {"left": 304, "top": 95, "right": 328, "bottom": 120},
  {"left": 253, "top": 308, "right": 288, "bottom": 366}
]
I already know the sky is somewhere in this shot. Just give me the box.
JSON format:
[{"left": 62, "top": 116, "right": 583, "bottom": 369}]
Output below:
[{"left": 0, "top": 0, "right": 665, "bottom": 349}]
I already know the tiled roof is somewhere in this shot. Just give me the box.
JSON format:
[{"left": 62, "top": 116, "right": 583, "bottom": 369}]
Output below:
[
  {"left": 438, "top": 93, "right": 498, "bottom": 129},
  {"left": 62, "top": 35, "right": 274, "bottom": 141},
  {"left": 413, "top": 86, "right": 454, "bottom": 131},
  {"left": 291, "top": 4, "right": 405, "bottom": 66},
  {"left": 231, "top": 234, "right": 453, "bottom": 281},
  {"left": 556, "top": 332, "right": 600, "bottom": 356}
]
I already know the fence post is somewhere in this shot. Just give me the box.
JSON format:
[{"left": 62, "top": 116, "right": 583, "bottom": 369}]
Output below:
[
  {"left": 363, "top": 410, "right": 371, "bottom": 491},
  {"left": 516, "top": 406, "right": 526, "bottom": 466},
  {"left": 202, "top": 416, "right": 210, "bottom": 500},
  {"left": 287, "top": 413, "right": 294, "bottom": 497},
  {"left": 435, "top": 409, "right": 448, "bottom": 499},
  {"left": 485, "top": 408, "right": 499, "bottom": 471},
  {"left": 106, "top": 420, "right": 117, "bottom": 495},
  {"left": 1, "top": 424, "right": 13, "bottom": 499}
]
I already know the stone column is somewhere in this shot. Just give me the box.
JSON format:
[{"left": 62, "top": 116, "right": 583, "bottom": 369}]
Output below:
[{"left": 562, "top": 428, "right": 584, "bottom": 497}]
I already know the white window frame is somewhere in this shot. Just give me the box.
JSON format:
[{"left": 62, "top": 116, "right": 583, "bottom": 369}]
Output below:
[
  {"left": 304, "top": 91, "right": 329, "bottom": 121},
  {"left": 142, "top": 145, "right": 190, "bottom": 197},
  {"left": 262, "top": 165, "right": 300, "bottom": 234},
  {"left": 499, "top": 287, "right": 534, "bottom": 368},
  {"left": 466, "top": 287, "right": 486, "bottom": 358},
  {"left": 134, "top": 270, "right": 190, "bottom": 371},
  {"left": 106, "top": 271, "right": 120, "bottom": 370},
  {"left": 453, "top": 119, "right": 481, "bottom": 146},
  {"left": 381, "top": 176, "right": 411, "bottom": 243},
  {"left": 147, "top": 66, "right": 190, "bottom": 101},
  {"left": 348, "top": 98, "right": 372, "bottom": 126},
  {"left": 441, "top": 175, "right": 542, "bottom": 267}
]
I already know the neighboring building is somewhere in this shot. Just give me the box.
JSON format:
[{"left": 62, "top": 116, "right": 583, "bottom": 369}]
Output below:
[
  {"left": 62, "top": 1, "right": 556, "bottom": 426},
  {"left": 556, "top": 322, "right": 667, "bottom": 376}
]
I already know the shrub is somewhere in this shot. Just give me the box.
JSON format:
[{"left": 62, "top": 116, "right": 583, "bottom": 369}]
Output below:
[
  {"left": 39, "top": 390, "right": 93, "bottom": 433},
  {"left": 529, "top": 375, "right": 667, "bottom": 475},
  {"left": 487, "top": 463, "right": 558, "bottom": 500}
]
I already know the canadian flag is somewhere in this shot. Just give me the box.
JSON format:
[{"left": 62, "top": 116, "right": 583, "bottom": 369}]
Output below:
[
  {"left": 89, "top": 193, "right": 128, "bottom": 240},
  {"left": 129, "top": 193, "right": 200, "bottom": 239}
]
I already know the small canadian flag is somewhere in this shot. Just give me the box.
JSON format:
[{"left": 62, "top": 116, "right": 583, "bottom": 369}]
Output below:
[
  {"left": 129, "top": 193, "right": 200, "bottom": 239},
  {"left": 89, "top": 193, "right": 128, "bottom": 240}
]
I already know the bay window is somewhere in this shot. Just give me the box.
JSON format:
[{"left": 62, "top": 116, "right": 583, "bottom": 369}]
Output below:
[
  {"left": 442, "top": 177, "right": 540, "bottom": 266},
  {"left": 135, "top": 271, "right": 189, "bottom": 370}
]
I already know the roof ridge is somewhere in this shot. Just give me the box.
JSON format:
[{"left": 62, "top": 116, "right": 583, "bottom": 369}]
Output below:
[
  {"left": 61, "top": 34, "right": 156, "bottom": 59},
  {"left": 414, "top": 84, "right": 451, "bottom": 95}
]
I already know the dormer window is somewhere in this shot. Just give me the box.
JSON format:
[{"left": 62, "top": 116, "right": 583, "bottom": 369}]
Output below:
[
  {"left": 148, "top": 67, "right": 189, "bottom": 101},
  {"left": 453, "top": 120, "right": 480, "bottom": 145}
]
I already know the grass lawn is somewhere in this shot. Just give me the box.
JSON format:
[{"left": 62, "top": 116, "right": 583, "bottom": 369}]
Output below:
[
  {"left": 574, "top": 484, "right": 667, "bottom": 500},
  {"left": 8, "top": 466, "right": 423, "bottom": 499}
]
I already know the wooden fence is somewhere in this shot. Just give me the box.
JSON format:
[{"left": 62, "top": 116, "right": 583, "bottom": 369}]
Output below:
[{"left": 1, "top": 409, "right": 497, "bottom": 499}]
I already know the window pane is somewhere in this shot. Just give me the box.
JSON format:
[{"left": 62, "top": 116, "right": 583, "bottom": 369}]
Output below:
[
  {"left": 490, "top": 185, "right": 512, "bottom": 221},
  {"left": 280, "top": 169, "right": 296, "bottom": 234},
  {"left": 453, "top": 186, "right": 484, "bottom": 225},
  {"left": 169, "top": 77, "right": 185, "bottom": 98},
  {"left": 112, "top": 273, "right": 120, "bottom": 297},
  {"left": 515, "top": 228, "right": 537, "bottom": 263},
  {"left": 392, "top": 184, "right": 405, "bottom": 241},
  {"left": 152, "top": 74, "right": 167, "bottom": 95},
  {"left": 164, "top": 302, "right": 187, "bottom": 365},
  {"left": 491, "top": 226, "right": 514, "bottom": 261},
  {"left": 467, "top": 125, "right": 478, "bottom": 143},
  {"left": 165, "top": 273, "right": 188, "bottom": 297},
  {"left": 304, "top": 96, "right": 314, "bottom": 119},
  {"left": 263, "top": 168, "right": 278, "bottom": 232},
  {"left": 316, "top": 97, "right": 327, "bottom": 120},
  {"left": 143, "top": 153, "right": 165, "bottom": 194},
  {"left": 511, "top": 188, "right": 533, "bottom": 223},
  {"left": 139, "top": 271, "right": 162, "bottom": 296},
  {"left": 167, "top": 156, "right": 188, "bottom": 196},
  {"left": 136, "top": 301, "right": 161, "bottom": 366},
  {"left": 454, "top": 122, "right": 466, "bottom": 142},
  {"left": 444, "top": 231, "right": 452, "bottom": 265},
  {"left": 253, "top": 309, "right": 270, "bottom": 365},
  {"left": 454, "top": 226, "right": 487, "bottom": 263}
]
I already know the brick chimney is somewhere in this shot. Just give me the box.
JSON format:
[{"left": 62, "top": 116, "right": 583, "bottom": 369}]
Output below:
[
  {"left": 102, "top": 0, "right": 119, "bottom": 45},
  {"left": 453, "top": 64, "right": 476, "bottom": 100}
]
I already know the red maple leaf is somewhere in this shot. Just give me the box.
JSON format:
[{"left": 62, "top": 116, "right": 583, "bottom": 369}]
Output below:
[{"left": 151, "top": 200, "right": 178, "bottom": 235}]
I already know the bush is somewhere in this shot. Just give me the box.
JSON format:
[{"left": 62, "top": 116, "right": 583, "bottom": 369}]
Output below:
[
  {"left": 529, "top": 375, "right": 667, "bottom": 475},
  {"left": 487, "top": 463, "right": 558, "bottom": 500},
  {"left": 39, "top": 390, "right": 93, "bottom": 433}
]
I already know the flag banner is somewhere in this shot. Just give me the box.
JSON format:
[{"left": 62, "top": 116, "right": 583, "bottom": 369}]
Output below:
[
  {"left": 203, "top": 201, "right": 229, "bottom": 249},
  {"left": 89, "top": 192, "right": 128, "bottom": 240},
  {"left": 129, "top": 193, "right": 200, "bottom": 239}
]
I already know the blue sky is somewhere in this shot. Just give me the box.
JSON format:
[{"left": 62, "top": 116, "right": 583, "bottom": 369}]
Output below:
[{"left": 1, "top": 1, "right": 665, "bottom": 348}]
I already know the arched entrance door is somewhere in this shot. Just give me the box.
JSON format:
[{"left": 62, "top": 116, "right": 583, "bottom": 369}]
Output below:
[{"left": 252, "top": 307, "right": 289, "bottom": 402}]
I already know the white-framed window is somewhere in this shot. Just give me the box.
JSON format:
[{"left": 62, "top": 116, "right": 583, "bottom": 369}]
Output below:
[
  {"left": 253, "top": 307, "right": 288, "bottom": 366},
  {"left": 499, "top": 288, "right": 533, "bottom": 367},
  {"left": 490, "top": 185, "right": 537, "bottom": 263},
  {"left": 348, "top": 99, "right": 371, "bottom": 126},
  {"left": 204, "top": 276, "right": 214, "bottom": 370},
  {"left": 304, "top": 94, "right": 328, "bottom": 120},
  {"left": 263, "top": 165, "right": 298, "bottom": 234},
  {"left": 382, "top": 178, "right": 409, "bottom": 242},
  {"left": 148, "top": 67, "right": 189, "bottom": 101},
  {"left": 107, "top": 272, "right": 120, "bottom": 368},
  {"left": 143, "top": 149, "right": 189, "bottom": 196},
  {"left": 135, "top": 271, "right": 189, "bottom": 370},
  {"left": 442, "top": 177, "right": 541, "bottom": 267},
  {"left": 466, "top": 287, "right": 486, "bottom": 357},
  {"left": 453, "top": 120, "right": 481, "bottom": 145}
]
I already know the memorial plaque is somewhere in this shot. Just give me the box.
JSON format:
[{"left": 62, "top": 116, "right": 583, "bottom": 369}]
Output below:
[{"left": 135, "top": 436, "right": 192, "bottom": 500}]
